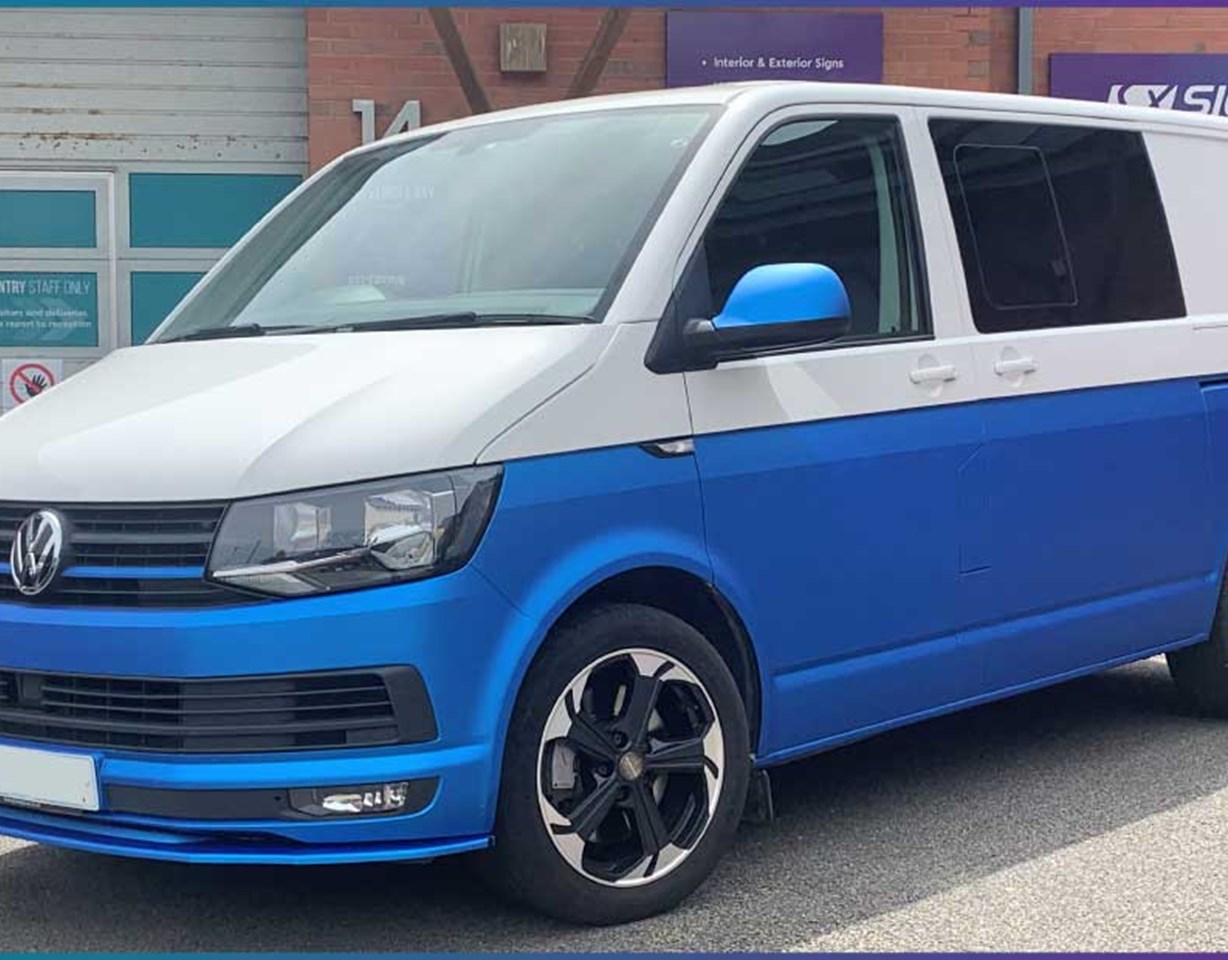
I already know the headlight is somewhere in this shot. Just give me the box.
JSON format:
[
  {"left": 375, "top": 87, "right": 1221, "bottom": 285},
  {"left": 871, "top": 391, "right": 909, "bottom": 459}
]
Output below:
[{"left": 208, "top": 465, "right": 502, "bottom": 597}]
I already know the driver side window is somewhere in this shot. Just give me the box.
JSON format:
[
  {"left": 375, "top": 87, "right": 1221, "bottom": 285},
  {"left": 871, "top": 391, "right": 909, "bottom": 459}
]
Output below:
[{"left": 682, "top": 115, "right": 930, "bottom": 344}]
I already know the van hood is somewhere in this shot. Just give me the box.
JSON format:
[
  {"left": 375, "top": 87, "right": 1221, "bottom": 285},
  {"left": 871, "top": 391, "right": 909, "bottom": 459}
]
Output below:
[{"left": 0, "top": 326, "right": 611, "bottom": 502}]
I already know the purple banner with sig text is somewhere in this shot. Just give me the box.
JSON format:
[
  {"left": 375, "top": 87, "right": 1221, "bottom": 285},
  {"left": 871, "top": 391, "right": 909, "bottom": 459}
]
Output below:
[
  {"left": 1050, "top": 53, "right": 1228, "bottom": 117},
  {"left": 666, "top": 11, "right": 883, "bottom": 88}
]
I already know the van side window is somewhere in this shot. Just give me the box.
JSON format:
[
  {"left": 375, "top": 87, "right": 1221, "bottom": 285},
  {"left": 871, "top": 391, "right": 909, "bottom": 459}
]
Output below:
[
  {"left": 682, "top": 116, "right": 930, "bottom": 343},
  {"left": 929, "top": 119, "right": 1185, "bottom": 333}
]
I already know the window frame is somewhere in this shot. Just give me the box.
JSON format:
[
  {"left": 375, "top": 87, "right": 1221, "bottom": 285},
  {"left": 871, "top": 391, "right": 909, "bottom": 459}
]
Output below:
[
  {"left": 924, "top": 109, "right": 1187, "bottom": 336},
  {"left": 950, "top": 141, "right": 1079, "bottom": 312},
  {"left": 647, "top": 107, "right": 934, "bottom": 374}
]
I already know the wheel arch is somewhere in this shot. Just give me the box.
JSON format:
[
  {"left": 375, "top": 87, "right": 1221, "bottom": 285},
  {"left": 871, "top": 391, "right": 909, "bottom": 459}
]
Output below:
[{"left": 538, "top": 566, "right": 763, "bottom": 753}]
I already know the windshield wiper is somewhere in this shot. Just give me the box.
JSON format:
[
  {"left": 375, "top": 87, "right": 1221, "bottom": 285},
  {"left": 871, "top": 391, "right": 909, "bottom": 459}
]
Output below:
[
  {"left": 294, "top": 312, "right": 593, "bottom": 335},
  {"left": 162, "top": 323, "right": 315, "bottom": 343},
  {"left": 165, "top": 313, "right": 591, "bottom": 343}
]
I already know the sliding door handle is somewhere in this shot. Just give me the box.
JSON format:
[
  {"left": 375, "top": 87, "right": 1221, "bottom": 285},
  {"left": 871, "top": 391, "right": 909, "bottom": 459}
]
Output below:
[
  {"left": 994, "top": 356, "right": 1037, "bottom": 377},
  {"left": 909, "top": 364, "right": 958, "bottom": 384}
]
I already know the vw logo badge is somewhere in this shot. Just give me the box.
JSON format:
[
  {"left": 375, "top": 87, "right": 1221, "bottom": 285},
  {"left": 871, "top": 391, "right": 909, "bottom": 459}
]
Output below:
[{"left": 10, "top": 509, "right": 66, "bottom": 597}]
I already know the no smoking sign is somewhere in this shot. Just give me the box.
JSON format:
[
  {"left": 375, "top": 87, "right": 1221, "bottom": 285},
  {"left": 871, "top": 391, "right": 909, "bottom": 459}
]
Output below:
[{"left": 2, "top": 359, "right": 63, "bottom": 411}]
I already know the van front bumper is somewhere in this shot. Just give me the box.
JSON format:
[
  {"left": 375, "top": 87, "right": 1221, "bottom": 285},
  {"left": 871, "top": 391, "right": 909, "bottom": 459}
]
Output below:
[{"left": 0, "top": 565, "right": 528, "bottom": 864}]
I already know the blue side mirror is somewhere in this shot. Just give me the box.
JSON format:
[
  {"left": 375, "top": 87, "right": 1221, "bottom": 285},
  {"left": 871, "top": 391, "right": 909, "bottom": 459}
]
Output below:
[
  {"left": 715, "top": 263, "right": 851, "bottom": 332},
  {"left": 682, "top": 263, "right": 852, "bottom": 368}
]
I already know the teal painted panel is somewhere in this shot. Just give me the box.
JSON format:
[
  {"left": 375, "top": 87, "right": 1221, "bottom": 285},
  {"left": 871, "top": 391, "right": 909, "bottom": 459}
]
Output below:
[
  {"left": 130, "top": 271, "right": 204, "bottom": 344},
  {"left": 0, "top": 272, "right": 98, "bottom": 347},
  {"left": 129, "top": 173, "right": 299, "bottom": 249},
  {"left": 0, "top": 190, "right": 96, "bottom": 248}
]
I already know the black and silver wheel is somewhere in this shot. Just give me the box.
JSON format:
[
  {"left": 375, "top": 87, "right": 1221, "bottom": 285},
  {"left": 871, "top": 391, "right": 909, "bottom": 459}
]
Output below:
[
  {"left": 480, "top": 602, "right": 750, "bottom": 924},
  {"left": 537, "top": 647, "right": 725, "bottom": 886}
]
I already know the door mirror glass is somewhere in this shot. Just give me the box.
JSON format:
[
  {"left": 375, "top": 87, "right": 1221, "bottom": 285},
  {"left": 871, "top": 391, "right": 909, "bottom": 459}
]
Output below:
[
  {"left": 714, "top": 262, "right": 851, "bottom": 333},
  {"left": 683, "top": 262, "right": 851, "bottom": 366}
]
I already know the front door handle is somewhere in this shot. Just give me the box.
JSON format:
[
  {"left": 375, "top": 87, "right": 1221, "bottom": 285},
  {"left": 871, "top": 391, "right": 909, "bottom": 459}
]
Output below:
[
  {"left": 909, "top": 364, "right": 958, "bottom": 384},
  {"left": 994, "top": 356, "right": 1037, "bottom": 377}
]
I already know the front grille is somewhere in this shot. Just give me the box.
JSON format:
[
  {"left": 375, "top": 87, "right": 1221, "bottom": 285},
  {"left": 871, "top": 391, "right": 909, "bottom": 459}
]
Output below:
[
  {"left": 0, "top": 501, "right": 253, "bottom": 608},
  {"left": 0, "top": 574, "right": 246, "bottom": 608},
  {"left": 0, "top": 667, "right": 436, "bottom": 753},
  {"left": 0, "top": 502, "right": 223, "bottom": 567}
]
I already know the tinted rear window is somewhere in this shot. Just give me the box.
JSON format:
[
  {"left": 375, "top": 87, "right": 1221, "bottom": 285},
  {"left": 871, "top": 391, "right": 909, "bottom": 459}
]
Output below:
[{"left": 930, "top": 120, "right": 1184, "bottom": 333}]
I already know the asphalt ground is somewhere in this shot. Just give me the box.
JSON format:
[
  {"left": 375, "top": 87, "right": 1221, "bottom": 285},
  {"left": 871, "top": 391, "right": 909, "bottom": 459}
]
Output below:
[{"left": 2, "top": 656, "right": 1227, "bottom": 952}]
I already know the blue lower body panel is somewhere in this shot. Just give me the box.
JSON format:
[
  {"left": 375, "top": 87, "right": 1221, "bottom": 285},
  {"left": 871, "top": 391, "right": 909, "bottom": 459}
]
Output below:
[
  {"left": 0, "top": 446, "right": 713, "bottom": 866},
  {"left": 0, "top": 412, "right": 1222, "bottom": 863},
  {"left": 0, "top": 565, "right": 524, "bottom": 863}
]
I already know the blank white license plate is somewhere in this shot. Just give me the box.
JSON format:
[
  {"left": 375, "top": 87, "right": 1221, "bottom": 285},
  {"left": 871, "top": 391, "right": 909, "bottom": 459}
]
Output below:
[{"left": 0, "top": 743, "right": 99, "bottom": 812}]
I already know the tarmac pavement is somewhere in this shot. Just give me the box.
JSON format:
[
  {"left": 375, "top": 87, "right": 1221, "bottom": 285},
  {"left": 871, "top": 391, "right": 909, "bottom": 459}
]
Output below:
[{"left": 1, "top": 656, "right": 1226, "bottom": 952}]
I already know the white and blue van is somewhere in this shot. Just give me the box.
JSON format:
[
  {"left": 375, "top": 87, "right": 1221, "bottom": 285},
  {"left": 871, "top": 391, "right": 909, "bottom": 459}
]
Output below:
[{"left": 2, "top": 81, "right": 1228, "bottom": 924}]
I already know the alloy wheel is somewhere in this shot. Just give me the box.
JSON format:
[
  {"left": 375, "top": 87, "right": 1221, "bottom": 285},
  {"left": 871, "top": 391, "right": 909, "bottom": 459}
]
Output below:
[{"left": 535, "top": 647, "right": 725, "bottom": 887}]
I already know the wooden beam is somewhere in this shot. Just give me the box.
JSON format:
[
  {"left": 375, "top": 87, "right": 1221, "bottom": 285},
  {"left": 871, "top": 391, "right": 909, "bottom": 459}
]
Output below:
[
  {"left": 430, "top": 8, "right": 491, "bottom": 115},
  {"left": 568, "top": 8, "right": 632, "bottom": 99}
]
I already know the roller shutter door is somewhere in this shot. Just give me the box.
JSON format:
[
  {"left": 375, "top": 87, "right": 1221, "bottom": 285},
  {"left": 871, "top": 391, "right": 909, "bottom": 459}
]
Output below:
[{"left": 0, "top": 9, "right": 307, "bottom": 400}]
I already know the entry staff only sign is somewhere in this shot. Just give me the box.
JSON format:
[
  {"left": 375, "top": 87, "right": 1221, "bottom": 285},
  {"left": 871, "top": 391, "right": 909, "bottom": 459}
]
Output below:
[
  {"left": 0, "top": 272, "right": 98, "bottom": 347},
  {"left": 1051, "top": 53, "right": 1228, "bottom": 116},
  {"left": 666, "top": 11, "right": 883, "bottom": 88}
]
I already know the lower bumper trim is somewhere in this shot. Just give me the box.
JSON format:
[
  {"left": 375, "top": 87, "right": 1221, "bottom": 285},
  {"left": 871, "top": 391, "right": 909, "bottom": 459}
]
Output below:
[
  {"left": 0, "top": 805, "right": 490, "bottom": 865},
  {"left": 106, "top": 777, "right": 439, "bottom": 821}
]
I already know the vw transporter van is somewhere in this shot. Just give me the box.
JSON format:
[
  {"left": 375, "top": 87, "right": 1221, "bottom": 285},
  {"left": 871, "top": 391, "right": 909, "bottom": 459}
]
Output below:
[{"left": 3, "top": 82, "right": 1228, "bottom": 924}]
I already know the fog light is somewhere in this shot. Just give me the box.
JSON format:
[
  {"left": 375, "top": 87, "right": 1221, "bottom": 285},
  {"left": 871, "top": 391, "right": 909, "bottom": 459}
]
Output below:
[
  {"left": 288, "top": 781, "right": 412, "bottom": 817},
  {"left": 323, "top": 782, "right": 409, "bottom": 814}
]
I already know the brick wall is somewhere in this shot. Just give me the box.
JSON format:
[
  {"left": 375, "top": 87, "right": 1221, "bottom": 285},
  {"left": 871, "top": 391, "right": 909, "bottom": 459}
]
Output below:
[
  {"left": 307, "top": 7, "right": 665, "bottom": 169},
  {"left": 881, "top": 8, "right": 1013, "bottom": 92},
  {"left": 308, "top": 6, "right": 1228, "bottom": 170},
  {"left": 1032, "top": 8, "right": 1228, "bottom": 95},
  {"left": 307, "top": 6, "right": 1022, "bottom": 170}
]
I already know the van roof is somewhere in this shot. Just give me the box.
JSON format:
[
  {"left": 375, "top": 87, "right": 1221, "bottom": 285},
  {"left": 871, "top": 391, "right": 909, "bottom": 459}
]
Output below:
[
  {"left": 722, "top": 80, "right": 1228, "bottom": 132},
  {"left": 357, "top": 80, "right": 1228, "bottom": 158}
]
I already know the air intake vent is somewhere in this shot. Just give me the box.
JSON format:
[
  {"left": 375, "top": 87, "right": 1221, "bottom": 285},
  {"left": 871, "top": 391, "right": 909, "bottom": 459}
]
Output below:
[{"left": 0, "top": 667, "right": 436, "bottom": 753}]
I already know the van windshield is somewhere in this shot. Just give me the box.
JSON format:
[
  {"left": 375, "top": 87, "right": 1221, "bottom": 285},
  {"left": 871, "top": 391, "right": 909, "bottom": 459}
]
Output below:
[{"left": 152, "top": 106, "right": 717, "bottom": 341}]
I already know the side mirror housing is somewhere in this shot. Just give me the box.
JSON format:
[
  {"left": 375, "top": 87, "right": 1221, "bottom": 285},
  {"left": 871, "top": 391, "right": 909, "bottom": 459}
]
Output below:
[{"left": 684, "top": 263, "right": 852, "bottom": 367}]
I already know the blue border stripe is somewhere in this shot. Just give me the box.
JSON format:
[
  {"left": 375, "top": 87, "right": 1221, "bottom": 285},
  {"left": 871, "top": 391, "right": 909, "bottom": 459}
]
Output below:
[
  {"left": 0, "top": 561, "right": 202, "bottom": 580},
  {"left": 65, "top": 565, "right": 205, "bottom": 580}
]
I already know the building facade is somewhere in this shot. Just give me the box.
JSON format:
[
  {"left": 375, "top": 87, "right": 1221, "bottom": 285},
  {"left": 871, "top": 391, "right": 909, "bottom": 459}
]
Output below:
[{"left": 306, "top": 7, "right": 1228, "bottom": 167}]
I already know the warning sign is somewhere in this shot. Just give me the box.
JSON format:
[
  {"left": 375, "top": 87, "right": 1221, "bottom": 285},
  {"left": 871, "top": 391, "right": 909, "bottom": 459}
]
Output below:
[{"left": 2, "top": 358, "right": 62, "bottom": 410}]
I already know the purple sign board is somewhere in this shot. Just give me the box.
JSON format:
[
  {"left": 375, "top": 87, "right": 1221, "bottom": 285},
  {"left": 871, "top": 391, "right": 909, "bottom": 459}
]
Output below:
[
  {"left": 1050, "top": 53, "right": 1228, "bottom": 117},
  {"left": 666, "top": 11, "right": 883, "bottom": 88}
]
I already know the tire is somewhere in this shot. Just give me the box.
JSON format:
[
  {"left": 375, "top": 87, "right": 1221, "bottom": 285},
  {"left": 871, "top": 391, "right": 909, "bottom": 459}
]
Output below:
[
  {"left": 1168, "top": 572, "right": 1228, "bottom": 715},
  {"left": 478, "top": 602, "right": 751, "bottom": 925}
]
